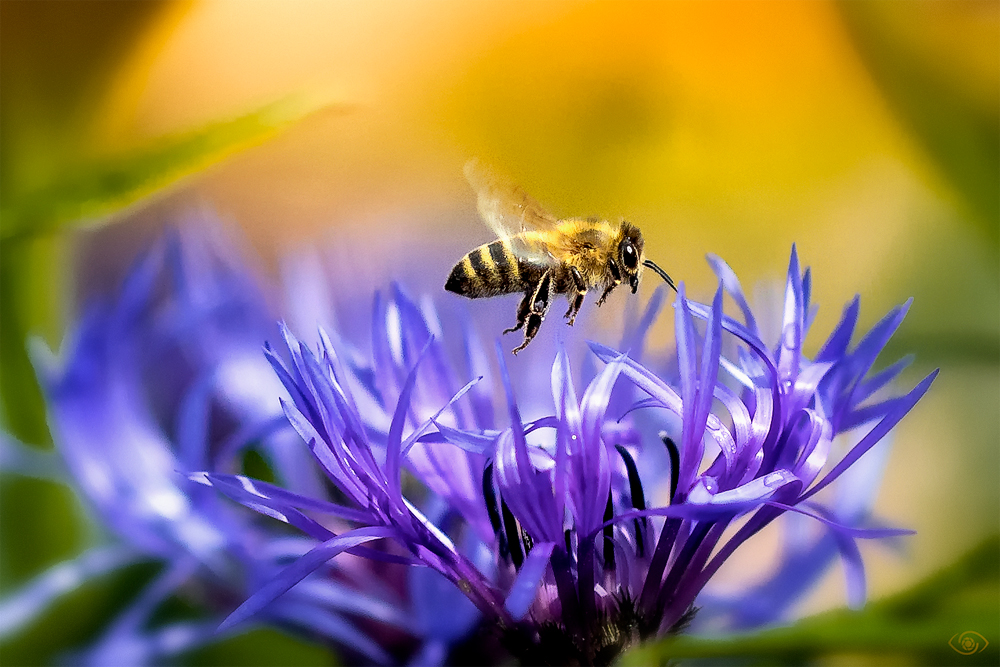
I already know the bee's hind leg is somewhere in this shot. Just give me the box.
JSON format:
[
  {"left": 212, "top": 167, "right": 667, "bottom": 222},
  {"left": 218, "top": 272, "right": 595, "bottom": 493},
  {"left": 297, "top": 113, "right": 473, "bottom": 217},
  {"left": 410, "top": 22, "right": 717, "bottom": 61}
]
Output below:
[
  {"left": 503, "top": 292, "right": 532, "bottom": 335},
  {"left": 512, "top": 271, "right": 551, "bottom": 354}
]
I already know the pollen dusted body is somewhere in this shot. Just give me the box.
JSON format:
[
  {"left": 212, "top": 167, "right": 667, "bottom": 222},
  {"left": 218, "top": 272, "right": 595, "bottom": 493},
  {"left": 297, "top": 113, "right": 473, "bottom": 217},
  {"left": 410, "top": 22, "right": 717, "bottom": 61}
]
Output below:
[
  {"left": 446, "top": 219, "right": 653, "bottom": 353},
  {"left": 445, "top": 160, "right": 676, "bottom": 354}
]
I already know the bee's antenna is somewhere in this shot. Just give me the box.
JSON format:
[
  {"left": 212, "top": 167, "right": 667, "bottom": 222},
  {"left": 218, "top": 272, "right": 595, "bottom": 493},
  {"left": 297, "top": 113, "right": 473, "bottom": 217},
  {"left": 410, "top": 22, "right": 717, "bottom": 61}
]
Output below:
[{"left": 643, "top": 259, "right": 678, "bottom": 293}]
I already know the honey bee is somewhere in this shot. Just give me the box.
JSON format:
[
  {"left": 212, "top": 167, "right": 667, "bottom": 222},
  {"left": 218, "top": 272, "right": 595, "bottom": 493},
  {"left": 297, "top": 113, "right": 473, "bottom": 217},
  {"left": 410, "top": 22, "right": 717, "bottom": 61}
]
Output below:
[{"left": 445, "top": 160, "right": 677, "bottom": 354}]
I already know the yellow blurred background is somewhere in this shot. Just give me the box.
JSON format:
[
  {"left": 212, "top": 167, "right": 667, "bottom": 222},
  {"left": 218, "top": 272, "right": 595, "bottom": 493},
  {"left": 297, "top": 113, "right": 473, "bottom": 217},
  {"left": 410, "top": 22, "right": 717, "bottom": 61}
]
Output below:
[{"left": 2, "top": 0, "right": 997, "bottom": 662}]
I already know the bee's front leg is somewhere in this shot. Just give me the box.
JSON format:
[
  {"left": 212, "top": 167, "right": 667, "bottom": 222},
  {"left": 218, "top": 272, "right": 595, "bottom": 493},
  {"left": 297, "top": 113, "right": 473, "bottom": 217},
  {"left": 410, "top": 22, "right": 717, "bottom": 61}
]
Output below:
[
  {"left": 513, "top": 270, "right": 551, "bottom": 354},
  {"left": 596, "top": 259, "right": 622, "bottom": 307}
]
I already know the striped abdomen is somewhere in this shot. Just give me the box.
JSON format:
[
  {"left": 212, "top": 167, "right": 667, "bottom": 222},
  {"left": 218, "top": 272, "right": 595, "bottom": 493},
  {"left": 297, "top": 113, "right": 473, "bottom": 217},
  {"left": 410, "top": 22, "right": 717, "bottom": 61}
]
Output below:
[{"left": 445, "top": 239, "right": 534, "bottom": 297}]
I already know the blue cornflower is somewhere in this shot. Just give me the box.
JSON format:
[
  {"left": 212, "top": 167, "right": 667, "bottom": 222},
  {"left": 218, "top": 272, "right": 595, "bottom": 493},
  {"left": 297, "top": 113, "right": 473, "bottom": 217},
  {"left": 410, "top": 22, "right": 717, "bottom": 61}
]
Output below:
[
  {"left": 673, "top": 248, "right": 922, "bottom": 630},
  {"left": 583, "top": 246, "right": 937, "bottom": 638},
  {"left": 198, "top": 244, "right": 935, "bottom": 665},
  {"left": 1, "top": 223, "right": 419, "bottom": 665}
]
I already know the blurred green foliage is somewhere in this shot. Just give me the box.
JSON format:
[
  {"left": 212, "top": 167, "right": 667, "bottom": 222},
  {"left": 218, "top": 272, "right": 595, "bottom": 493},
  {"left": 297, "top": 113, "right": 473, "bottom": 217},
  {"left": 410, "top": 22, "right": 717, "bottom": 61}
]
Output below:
[
  {"left": 839, "top": 0, "right": 1000, "bottom": 250},
  {"left": 0, "top": 0, "right": 334, "bottom": 444},
  {"left": 0, "top": 1, "right": 179, "bottom": 193},
  {"left": 0, "top": 94, "right": 330, "bottom": 448},
  {"left": 621, "top": 534, "right": 1000, "bottom": 666},
  {"left": 0, "top": 97, "right": 336, "bottom": 242},
  {"left": 185, "top": 629, "right": 337, "bottom": 667},
  {"left": 1, "top": 10, "right": 180, "bottom": 637},
  {"left": 0, "top": 554, "right": 339, "bottom": 667},
  {"left": 837, "top": 0, "right": 1000, "bottom": 380},
  {"left": 0, "top": 3, "right": 343, "bottom": 664},
  {"left": 1, "top": 0, "right": 175, "bottom": 441},
  {"left": 0, "top": 561, "right": 170, "bottom": 667}
]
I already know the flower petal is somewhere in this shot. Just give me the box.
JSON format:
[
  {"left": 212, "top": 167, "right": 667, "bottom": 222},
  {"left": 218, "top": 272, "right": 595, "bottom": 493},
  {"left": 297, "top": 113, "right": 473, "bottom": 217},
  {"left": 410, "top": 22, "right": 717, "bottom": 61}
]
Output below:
[
  {"left": 833, "top": 532, "right": 866, "bottom": 609},
  {"left": 849, "top": 300, "right": 913, "bottom": 386},
  {"left": 504, "top": 542, "right": 556, "bottom": 620},
  {"left": 700, "top": 470, "right": 798, "bottom": 507},
  {"left": 765, "top": 501, "right": 914, "bottom": 539},
  {"left": 459, "top": 309, "right": 496, "bottom": 429},
  {"left": 802, "top": 369, "right": 938, "bottom": 501},
  {"left": 777, "top": 244, "right": 804, "bottom": 384},
  {"left": 0, "top": 433, "right": 63, "bottom": 482},
  {"left": 0, "top": 545, "right": 138, "bottom": 639},
  {"left": 429, "top": 422, "right": 496, "bottom": 455},
  {"left": 292, "top": 578, "right": 415, "bottom": 632},
  {"left": 219, "top": 526, "right": 398, "bottom": 632},
  {"left": 186, "top": 471, "right": 370, "bottom": 524},
  {"left": 174, "top": 374, "right": 214, "bottom": 471},
  {"left": 588, "top": 343, "right": 683, "bottom": 414},
  {"left": 706, "top": 253, "right": 758, "bottom": 334},
  {"left": 399, "top": 376, "right": 482, "bottom": 459},
  {"left": 815, "top": 295, "right": 860, "bottom": 363},
  {"left": 852, "top": 355, "right": 914, "bottom": 406},
  {"left": 620, "top": 284, "right": 668, "bottom": 355},
  {"left": 271, "top": 601, "right": 394, "bottom": 665},
  {"left": 790, "top": 409, "right": 833, "bottom": 488}
]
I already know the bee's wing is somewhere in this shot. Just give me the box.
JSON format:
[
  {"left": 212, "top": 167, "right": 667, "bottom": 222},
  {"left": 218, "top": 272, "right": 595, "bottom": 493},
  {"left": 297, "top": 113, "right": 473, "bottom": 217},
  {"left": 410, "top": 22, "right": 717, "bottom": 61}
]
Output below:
[{"left": 464, "top": 159, "right": 562, "bottom": 264}]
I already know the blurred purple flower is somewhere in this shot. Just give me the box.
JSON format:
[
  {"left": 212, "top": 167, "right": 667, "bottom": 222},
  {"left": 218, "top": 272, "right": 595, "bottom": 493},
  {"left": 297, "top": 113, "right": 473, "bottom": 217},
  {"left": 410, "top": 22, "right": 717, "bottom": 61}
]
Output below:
[
  {"left": 0, "top": 221, "right": 429, "bottom": 665},
  {"left": 199, "top": 244, "right": 935, "bottom": 664}
]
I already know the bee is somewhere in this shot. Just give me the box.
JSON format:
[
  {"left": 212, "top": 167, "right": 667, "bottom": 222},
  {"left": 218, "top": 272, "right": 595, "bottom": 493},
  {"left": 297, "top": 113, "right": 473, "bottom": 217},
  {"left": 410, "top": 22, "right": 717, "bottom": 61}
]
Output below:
[{"left": 445, "top": 160, "right": 677, "bottom": 354}]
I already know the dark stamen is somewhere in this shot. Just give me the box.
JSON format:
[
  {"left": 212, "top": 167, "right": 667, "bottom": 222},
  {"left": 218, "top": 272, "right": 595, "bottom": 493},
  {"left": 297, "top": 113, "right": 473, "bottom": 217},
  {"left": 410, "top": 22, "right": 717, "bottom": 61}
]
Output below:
[
  {"left": 603, "top": 490, "right": 616, "bottom": 571},
  {"left": 482, "top": 463, "right": 508, "bottom": 560},
  {"left": 615, "top": 444, "right": 648, "bottom": 558},
  {"left": 643, "top": 259, "right": 677, "bottom": 293},
  {"left": 661, "top": 433, "right": 680, "bottom": 502},
  {"left": 482, "top": 463, "right": 502, "bottom": 533},
  {"left": 501, "top": 498, "right": 524, "bottom": 569},
  {"left": 565, "top": 529, "right": 573, "bottom": 554}
]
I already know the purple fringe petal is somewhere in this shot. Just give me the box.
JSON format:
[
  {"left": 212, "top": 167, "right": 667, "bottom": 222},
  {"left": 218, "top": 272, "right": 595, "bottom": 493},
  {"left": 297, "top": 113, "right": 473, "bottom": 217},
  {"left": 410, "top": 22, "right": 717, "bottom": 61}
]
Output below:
[
  {"left": 504, "top": 542, "right": 556, "bottom": 620},
  {"left": 219, "top": 526, "right": 398, "bottom": 632}
]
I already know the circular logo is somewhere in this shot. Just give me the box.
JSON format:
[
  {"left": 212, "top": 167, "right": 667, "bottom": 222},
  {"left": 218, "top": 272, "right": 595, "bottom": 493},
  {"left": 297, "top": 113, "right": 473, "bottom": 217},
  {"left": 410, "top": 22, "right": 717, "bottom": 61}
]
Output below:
[{"left": 949, "top": 631, "right": 989, "bottom": 655}]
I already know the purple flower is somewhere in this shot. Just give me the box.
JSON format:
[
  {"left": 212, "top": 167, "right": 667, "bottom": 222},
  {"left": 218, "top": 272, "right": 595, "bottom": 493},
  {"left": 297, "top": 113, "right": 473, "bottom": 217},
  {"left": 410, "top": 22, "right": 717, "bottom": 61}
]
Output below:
[
  {"left": 1, "top": 222, "right": 422, "bottom": 665},
  {"left": 200, "top": 244, "right": 935, "bottom": 664},
  {"left": 582, "top": 246, "right": 937, "bottom": 639}
]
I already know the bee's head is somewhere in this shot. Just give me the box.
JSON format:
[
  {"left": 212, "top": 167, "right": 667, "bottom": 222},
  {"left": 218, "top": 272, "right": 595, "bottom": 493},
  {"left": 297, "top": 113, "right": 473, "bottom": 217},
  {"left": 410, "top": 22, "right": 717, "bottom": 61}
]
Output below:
[{"left": 618, "top": 221, "right": 644, "bottom": 293}]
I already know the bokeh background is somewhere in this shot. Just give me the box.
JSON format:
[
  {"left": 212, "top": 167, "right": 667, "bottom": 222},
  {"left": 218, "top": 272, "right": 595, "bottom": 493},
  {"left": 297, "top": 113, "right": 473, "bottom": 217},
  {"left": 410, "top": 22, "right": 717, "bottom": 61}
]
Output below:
[{"left": 2, "top": 1, "right": 997, "bottom": 664}]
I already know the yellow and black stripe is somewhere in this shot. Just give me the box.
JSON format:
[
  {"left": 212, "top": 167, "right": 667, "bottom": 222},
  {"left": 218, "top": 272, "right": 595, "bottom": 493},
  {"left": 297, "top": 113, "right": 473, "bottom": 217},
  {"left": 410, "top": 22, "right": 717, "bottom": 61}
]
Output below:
[{"left": 445, "top": 239, "right": 525, "bottom": 297}]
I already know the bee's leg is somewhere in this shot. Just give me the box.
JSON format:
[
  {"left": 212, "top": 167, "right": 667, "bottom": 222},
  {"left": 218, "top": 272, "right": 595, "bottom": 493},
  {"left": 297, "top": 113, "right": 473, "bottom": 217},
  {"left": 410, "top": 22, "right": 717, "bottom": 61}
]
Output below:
[
  {"left": 564, "top": 267, "right": 586, "bottom": 325},
  {"left": 503, "top": 292, "right": 532, "bottom": 335},
  {"left": 595, "top": 283, "right": 616, "bottom": 307},
  {"left": 512, "top": 270, "right": 551, "bottom": 354},
  {"left": 596, "top": 260, "right": 623, "bottom": 307},
  {"left": 596, "top": 260, "right": 622, "bottom": 307},
  {"left": 564, "top": 293, "right": 585, "bottom": 326}
]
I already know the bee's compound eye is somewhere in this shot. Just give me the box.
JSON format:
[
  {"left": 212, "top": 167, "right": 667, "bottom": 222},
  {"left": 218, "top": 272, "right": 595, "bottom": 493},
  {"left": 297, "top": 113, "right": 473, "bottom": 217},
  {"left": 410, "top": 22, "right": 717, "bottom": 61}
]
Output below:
[{"left": 622, "top": 241, "right": 638, "bottom": 270}]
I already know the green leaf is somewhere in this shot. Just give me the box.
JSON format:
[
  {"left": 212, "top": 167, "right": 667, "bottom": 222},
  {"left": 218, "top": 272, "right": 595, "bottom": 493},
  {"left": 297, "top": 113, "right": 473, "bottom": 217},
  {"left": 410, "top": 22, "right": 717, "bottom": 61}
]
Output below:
[
  {"left": 621, "top": 534, "right": 1000, "bottom": 665},
  {"left": 0, "top": 94, "right": 341, "bottom": 448},
  {"left": 0, "top": 94, "right": 342, "bottom": 241},
  {"left": 884, "top": 332, "right": 1000, "bottom": 368},
  {"left": 0, "top": 234, "right": 67, "bottom": 444},
  {"left": 184, "top": 627, "right": 337, "bottom": 667}
]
